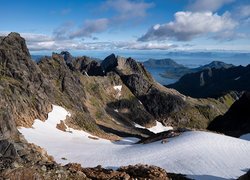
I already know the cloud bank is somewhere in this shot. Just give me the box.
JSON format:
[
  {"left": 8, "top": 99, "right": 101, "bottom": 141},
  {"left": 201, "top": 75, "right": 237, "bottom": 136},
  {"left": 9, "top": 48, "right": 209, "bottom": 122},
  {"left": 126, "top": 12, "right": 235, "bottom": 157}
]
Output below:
[{"left": 138, "top": 11, "right": 237, "bottom": 41}]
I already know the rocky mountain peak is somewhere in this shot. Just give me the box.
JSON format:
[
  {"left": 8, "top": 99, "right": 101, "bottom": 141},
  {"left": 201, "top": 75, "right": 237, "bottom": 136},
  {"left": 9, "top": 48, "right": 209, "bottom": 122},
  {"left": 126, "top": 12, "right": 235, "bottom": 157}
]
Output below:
[
  {"left": 101, "top": 53, "right": 117, "bottom": 74},
  {"left": 60, "top": 51, "right": 74, "bottom": 64},
  {"left": 0, "top": 32, "right": 52, "bottom": 135},
  {"left": 0, "top": 32, "right": 30, "bottom": 57}
]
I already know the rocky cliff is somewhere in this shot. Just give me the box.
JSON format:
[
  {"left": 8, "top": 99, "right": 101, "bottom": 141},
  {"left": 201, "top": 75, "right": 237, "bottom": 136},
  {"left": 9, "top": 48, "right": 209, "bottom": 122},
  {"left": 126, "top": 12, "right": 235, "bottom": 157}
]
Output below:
[
  {"left": 208, "top": 91, "right": 250, "bottom": 137},
  {"left": 0, "top": 32, "right": 52, "bottom": 140}
]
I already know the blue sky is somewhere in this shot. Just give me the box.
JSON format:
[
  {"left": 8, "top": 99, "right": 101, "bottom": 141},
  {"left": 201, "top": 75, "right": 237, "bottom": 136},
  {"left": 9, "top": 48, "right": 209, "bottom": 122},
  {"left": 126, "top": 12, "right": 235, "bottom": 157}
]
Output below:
[{"left": 1, "top": 0, "right": 250, "bottom": 53}]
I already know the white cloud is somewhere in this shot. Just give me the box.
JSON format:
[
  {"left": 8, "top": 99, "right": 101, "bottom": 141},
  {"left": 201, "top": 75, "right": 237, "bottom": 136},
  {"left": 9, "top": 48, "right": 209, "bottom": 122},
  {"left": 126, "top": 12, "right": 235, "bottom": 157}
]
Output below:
[
  {"left": 20, "top": 33, "right": 53, "bottom": 42},
  {"left": 138, "top": 11, "right": 237, "bottom": 41},
  {"left": 69, "top": 18, "right": 110, "bottom": 39},
  {"left": 1, "top": 31, "right": 177, "bottom": 51},
  {"left": 187, "top": 0, "right": 234, "bottom": 12}
]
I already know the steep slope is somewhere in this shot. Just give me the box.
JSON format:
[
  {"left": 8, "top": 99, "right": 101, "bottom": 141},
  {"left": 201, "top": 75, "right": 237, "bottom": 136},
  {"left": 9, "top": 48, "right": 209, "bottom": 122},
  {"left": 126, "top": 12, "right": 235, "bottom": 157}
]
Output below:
[
  {"left": 0, "top": 32, "right": 52, "bottom": 140},
  {"left": 208, "top": 92, "right": 250, "bottom": 137},
  {"left": 167, "top": 65, "right": 250, "bottom": 98}
]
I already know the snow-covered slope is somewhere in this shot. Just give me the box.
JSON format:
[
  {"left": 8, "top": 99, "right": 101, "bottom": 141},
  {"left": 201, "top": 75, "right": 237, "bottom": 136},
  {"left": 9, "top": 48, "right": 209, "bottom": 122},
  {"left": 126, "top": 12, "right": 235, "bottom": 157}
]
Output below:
[{"left": 19, "top": 105, "right": 250, "bottom": 180}]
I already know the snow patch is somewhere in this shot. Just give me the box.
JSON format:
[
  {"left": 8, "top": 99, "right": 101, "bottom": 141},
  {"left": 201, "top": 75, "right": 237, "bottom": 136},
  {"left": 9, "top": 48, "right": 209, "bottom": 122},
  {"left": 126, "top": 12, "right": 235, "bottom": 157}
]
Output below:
[
  {"left": 113, "top": 85, "right": 122, "bottom": 98},
  {"left": 148, "top": 121, "right": 173, "bottom": 133},
  {"left": 84, "top": 71, "right": 89, "bottom": 77},
  {"left": 19, "top": 105, "right": 250, "bottom": 180},
  {"left": 134, "top": 123, "right": 145, "bottom": 129},
  {"left": 134, "top": 121, "right": 173, "bottom": 134},
  {"left": 114, "top": 109, "right": 119, "bottom": 112},
  {"left": 113, "top": 85, "right": 122, "bottom": 92}
]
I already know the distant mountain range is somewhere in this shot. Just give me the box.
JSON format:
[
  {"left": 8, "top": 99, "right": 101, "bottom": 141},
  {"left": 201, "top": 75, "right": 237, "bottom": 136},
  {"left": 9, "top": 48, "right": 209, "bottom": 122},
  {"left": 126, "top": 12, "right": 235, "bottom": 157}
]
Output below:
[
  {"left": 143, "top": 58, "right": 234, "bottom": 80},
  {"left": 167, "top": 65, "right": 250, "bottom": 98}
]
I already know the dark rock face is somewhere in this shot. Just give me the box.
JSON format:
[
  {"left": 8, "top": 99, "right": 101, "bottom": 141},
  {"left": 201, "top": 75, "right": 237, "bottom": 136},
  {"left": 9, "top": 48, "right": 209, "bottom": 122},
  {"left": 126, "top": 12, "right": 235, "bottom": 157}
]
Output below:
[
  {"left": 106, "top": 98, "right": 155, "bottom": 127},
  {"left": 73, "top": 56, "right": 104, "bottom": 76},
  {"left": 208, "top": 92, "right": 250, "bottom": 137},
  {"left": 121, "top": 74, "right": 152, "bottom": 97},
  {"left": 60, "top": 51, "right": 73, "bottom": 64},
  {"left": 167, "top": 65, "right": 250, "bottom": 98},
  {"left": 101, "top": 53, "right": 117, "bottom": 74},
  {"left": 140, "top": 90, "right": 185, "bottom": 119},
  {"left": 0, "top": 140, "right": 18, "bottom": 159},
  {"left": 121, "top": 74, "right": 186, "bottom": 119}
]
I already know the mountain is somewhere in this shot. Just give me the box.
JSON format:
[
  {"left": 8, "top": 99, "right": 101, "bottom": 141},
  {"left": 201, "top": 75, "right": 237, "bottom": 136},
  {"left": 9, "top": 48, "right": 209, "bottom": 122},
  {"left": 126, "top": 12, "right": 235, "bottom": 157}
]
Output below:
[
  {"left": 195, "top": 61, "right": 234, "bottom": 71},
  {"left": 144, "top": 58, "right": 234, "bottom": 81},
  {"left": 0, "top": 33, "right": 243, "bottom": 179},
  {"left": 208, "top": 92, "right": 250, "bottom": 137},
  {"left": 143, "top": 58, "right": 185, "bottom": 68},
  {"left": 167, "top": 65, "right": 250, "bottom": 98}
]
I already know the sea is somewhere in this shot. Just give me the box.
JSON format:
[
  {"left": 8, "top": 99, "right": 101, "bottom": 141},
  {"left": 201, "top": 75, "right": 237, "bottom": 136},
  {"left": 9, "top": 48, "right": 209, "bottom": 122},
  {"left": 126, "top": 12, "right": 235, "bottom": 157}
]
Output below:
[{"left": 32, "top": 50, "right": 250, "bottom": 85}]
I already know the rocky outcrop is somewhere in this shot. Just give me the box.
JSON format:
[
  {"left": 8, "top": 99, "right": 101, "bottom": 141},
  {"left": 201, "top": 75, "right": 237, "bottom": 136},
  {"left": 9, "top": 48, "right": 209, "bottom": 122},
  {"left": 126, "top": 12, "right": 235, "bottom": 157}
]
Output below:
[
  {"left": 83, "top": 164, "right": 190, "bottom": 180},
  {"left": 72, "top": 56, "right": 104, "bottom": 76},
  {"left": 101, "top": 53, "right": 117, "bottom": 74},
  {"left": 208, "top": 92, "right": 250, "bottom": 137},
  {"left": 120, "top": 73, "right": 186, "bottom": 124},
  {"left": 0, "top": 33, "right": 52, "bottom": 138}
]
